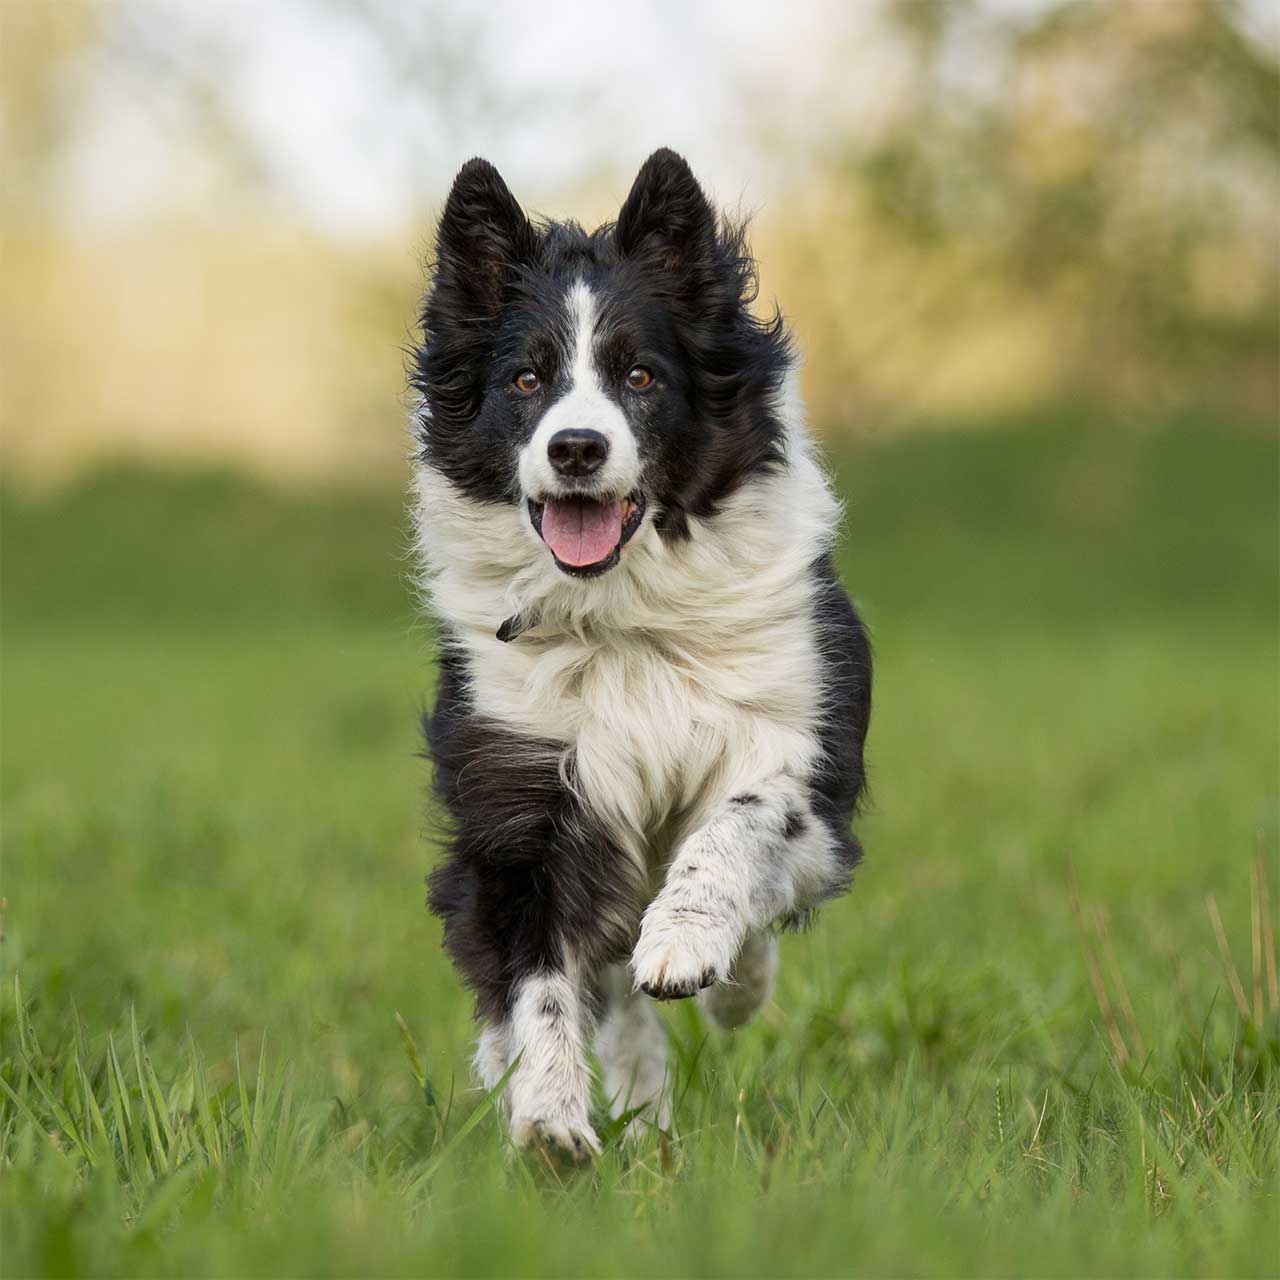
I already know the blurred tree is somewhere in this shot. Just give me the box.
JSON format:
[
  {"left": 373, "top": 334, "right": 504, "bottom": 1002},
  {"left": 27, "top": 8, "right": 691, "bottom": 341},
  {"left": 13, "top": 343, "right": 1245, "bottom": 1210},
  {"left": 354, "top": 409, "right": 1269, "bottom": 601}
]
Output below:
[
  {"left": 322, "top": 0, "right": 540, "bottom": 208},
  {"left": 3, "top": 0, "right": 1273, "bottom": 481},
  {"left": 0, "top": 0, "right": 100, "bottom": 222},
  {"left": 818, "top": 0, "right": 1279, "bottom": 417}
]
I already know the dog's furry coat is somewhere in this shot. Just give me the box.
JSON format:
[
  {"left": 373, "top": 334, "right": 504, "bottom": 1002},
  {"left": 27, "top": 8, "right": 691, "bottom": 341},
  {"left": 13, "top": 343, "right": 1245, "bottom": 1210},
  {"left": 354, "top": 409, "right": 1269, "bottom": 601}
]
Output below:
[{"left": 411, "top": 149, "right": 870, "bottom": 1158}]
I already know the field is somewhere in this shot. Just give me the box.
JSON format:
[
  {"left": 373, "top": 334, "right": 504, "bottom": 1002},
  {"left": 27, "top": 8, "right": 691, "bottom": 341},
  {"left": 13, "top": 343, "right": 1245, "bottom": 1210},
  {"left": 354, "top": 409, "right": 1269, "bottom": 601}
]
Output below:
[{"left": 2, "top": 410, "right": 1277, "bottom": 1278}]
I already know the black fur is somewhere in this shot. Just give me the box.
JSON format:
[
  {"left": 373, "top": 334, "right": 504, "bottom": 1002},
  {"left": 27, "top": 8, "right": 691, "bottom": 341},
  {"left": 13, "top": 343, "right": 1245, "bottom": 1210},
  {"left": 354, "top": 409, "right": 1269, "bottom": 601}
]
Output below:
[
  {"left": 808, "top": 552, "right": 873, "bottom": 876},
  {"left": 424, "top": 643, "right": 638, "bottom": 1021},
  {"left": 783, "top": 808, "right": 808, "bottom": 841}
]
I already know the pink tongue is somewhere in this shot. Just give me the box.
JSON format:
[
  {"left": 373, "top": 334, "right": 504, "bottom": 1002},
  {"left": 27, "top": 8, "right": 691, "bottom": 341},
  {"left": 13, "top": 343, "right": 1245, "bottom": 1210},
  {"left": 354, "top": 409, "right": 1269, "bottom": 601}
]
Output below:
[{"left": 541, "top": 497, "right": 624, "bottom": 566}]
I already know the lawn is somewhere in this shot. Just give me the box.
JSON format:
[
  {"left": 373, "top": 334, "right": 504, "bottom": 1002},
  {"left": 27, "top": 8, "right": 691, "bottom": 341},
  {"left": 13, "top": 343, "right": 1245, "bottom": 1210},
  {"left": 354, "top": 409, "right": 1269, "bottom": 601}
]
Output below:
[{"left": 2, "top": 409, "right": 1277, "bottom": 1278}]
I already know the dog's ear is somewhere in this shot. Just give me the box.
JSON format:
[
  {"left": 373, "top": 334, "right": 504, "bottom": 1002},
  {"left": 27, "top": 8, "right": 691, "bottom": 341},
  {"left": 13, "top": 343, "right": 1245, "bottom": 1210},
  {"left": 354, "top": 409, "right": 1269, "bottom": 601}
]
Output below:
[
  {"left": 434, "top": 158, "right": 536, "bottom": 315},
  {"left": 616, "top": 148, "right": 716, "bottom": 270}
]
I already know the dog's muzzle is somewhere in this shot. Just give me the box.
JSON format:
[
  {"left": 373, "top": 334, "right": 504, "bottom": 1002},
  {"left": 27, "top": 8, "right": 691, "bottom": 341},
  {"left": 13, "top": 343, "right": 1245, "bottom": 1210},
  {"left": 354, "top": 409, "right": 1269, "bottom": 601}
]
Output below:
[{"left": 527, "top": 491, "right": 647, "bottom": 578}]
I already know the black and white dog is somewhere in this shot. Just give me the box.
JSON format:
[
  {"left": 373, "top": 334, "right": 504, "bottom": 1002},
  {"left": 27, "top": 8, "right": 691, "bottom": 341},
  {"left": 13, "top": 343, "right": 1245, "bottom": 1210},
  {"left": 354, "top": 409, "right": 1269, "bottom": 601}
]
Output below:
[{"left": 411, "top": 149, "right": 871, "bottom": 1161}]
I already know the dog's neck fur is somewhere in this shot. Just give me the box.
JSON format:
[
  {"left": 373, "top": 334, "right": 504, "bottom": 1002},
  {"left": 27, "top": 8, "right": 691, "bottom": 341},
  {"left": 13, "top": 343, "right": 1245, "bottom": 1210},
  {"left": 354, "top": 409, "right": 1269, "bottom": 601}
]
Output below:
[{"left": 412, "top": 376, "right": 841, "bottom": 863}]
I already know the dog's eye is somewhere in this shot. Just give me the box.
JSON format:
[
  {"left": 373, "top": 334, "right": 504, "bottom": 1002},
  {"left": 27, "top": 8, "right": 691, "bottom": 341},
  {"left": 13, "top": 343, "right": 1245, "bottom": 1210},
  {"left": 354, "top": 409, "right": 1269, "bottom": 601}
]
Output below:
[
  {"left": 513, "top": 370, "right": 540, "bottom": 395},
  {"left": 626, "top": 366, "right": 654, "bottom": 391}
]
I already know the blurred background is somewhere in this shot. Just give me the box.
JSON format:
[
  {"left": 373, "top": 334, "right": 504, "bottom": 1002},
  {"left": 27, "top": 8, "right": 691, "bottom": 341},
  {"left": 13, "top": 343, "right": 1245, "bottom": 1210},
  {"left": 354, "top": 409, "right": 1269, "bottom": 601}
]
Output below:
[
  {"left": 3, "top": 4, "right": 1278, "bottom": 1273},
  {"left": 3, "top": 0, "right": 1277, "bottom": 480}
]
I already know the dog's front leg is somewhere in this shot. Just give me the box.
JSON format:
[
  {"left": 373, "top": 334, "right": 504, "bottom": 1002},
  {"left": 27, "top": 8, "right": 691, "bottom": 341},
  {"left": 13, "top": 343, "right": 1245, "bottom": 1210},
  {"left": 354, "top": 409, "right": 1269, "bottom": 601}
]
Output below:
[
  {"left": 470, "top": 953, "right": 598, "bottom": 1161},
  {"left": 631, "top": 775, "right": 843, "bottom": 1000},
  {"left": 428, "top": 746, "right": 638, "bottom": 1161},
  {"left": 505, "top": 954, "right": 600, "bottom": 1160}
]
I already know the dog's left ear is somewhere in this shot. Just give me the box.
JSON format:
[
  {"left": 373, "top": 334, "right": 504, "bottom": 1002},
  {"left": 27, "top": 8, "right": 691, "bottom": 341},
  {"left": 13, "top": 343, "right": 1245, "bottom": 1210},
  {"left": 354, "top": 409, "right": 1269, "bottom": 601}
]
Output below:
[{"left": 616, "top": 148, "right": 716, "bottom": 270}]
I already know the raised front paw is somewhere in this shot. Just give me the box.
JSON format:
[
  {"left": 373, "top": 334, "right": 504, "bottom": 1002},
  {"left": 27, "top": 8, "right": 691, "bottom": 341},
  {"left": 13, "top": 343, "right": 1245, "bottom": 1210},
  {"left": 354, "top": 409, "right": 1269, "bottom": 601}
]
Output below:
[
  {"left": 631, "top": 903, "right": 737, "bottom": 1001},
  {"left": 510, "top": 1113, "right": 600, "bottom": 1167}
]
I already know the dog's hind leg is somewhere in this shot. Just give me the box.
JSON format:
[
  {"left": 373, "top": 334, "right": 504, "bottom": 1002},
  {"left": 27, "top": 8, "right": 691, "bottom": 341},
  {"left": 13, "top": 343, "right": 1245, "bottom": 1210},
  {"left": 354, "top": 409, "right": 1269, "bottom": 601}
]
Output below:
[
  {"left": 700, "top": 930, "right": 778, "bottom": 1030},
  {"left": 595, "top": 964, "right": 671, "bottom": 1137},
  {"left": 473, "top": 1018, "right": 512, "bottom": 1089}
]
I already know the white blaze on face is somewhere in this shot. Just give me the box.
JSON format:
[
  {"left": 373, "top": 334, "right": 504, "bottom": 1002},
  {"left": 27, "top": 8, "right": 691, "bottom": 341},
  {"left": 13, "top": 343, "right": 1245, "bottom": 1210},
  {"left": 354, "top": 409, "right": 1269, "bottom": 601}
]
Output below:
[{"left": 517, "top": 281, "right": 641, "bottom": 500}]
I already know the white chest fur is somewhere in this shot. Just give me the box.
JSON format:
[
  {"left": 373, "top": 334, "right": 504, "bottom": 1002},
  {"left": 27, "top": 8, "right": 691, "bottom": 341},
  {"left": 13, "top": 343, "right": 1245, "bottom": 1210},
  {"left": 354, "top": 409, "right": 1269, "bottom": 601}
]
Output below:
[
  {"left": 412, "top": 402, "right": 841, "bottom": 864},
  {"left": 469, "top": 587, "right": 822, "bottom": 860}
]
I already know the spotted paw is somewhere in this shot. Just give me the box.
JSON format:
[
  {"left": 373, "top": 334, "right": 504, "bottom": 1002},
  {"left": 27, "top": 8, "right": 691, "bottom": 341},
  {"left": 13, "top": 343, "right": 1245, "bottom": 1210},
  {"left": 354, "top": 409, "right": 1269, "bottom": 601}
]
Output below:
[
  {"left": 639, "top": 967, "right": 718, "bottom": 1001},
  {"left": 510, "top": 1114, "right": 600, "bottom": 1167},
  {"left": 631, "top": 912, "right": 735, "bottom": 1002}
]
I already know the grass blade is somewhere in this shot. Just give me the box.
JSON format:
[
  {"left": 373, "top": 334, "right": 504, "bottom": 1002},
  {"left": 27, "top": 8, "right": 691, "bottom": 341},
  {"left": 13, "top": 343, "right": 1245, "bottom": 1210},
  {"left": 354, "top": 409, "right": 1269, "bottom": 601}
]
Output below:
[
  {"left": 130, "top": 1007, "right": 170, "bottom": 1175},
  {"left": 414, "top": 1054, "right": 521, "bottom": 1186}
]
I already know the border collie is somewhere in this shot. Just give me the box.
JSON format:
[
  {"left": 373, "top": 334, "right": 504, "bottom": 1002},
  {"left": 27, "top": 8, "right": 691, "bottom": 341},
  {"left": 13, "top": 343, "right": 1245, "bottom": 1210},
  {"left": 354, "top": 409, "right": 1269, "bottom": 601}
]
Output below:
[{"left": 411, "top": 149, "right": 871, "bottom": 1162}]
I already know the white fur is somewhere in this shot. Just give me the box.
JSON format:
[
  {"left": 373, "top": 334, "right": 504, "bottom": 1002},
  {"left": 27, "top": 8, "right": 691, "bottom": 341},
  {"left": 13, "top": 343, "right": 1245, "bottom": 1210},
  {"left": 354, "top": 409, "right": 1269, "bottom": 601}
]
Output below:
[
  {"left": 596, "top": 965, "right": 672, "bottom": 1135},
  {"left": 414, "top": 371, "right": 839, "bottom": 873},
  {"left": 506, "top": 957, "right": 600, "bottom": 1156},
  {"left": 632, "top": 772, "right": 835, "bottom": 994},
  {"left": 517, "top": 282, "right": 641, "bottom": 501},
  {"left": 474, "top": 1019, "right": 511, "bottom": 1091}
]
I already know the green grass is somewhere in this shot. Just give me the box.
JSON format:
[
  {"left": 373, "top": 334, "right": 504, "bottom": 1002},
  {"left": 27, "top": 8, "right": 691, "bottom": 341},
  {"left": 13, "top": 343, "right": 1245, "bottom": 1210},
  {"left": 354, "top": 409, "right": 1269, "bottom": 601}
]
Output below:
[{"left": 2, "top": 408, "right": 1277, "bottom": 1278}]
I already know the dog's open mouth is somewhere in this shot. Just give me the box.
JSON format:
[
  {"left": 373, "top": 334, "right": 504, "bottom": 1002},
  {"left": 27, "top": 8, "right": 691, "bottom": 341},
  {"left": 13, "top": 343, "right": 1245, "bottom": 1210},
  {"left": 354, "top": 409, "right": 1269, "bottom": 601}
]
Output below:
[{"left": 527, "top": 493, "right": 646, "bottom": 576}]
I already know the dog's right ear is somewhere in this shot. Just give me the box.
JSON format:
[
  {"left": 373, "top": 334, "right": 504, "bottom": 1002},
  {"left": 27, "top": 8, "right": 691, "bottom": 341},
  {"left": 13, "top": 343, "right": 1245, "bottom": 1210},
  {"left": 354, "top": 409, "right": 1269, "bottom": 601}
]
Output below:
[{"left": 433, "top": 159, "right": 536, "bottom": 316}]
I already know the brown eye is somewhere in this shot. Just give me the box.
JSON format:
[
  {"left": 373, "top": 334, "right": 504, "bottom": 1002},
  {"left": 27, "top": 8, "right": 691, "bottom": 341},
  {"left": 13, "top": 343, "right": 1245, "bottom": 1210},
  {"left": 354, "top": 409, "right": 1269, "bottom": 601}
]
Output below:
[
  {"left": 513, "top": 370, "right": 540, "bottom": 394},
  {"left": 626, "top": 366, "right": 654, "bottom": 391}
]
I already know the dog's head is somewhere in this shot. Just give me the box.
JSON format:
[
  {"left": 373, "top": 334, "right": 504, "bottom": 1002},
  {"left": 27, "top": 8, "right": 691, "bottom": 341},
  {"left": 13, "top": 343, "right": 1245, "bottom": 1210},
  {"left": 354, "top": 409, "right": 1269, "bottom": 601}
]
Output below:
[{"left": 412, "top": 149, "right": 793, "bottom": 583}]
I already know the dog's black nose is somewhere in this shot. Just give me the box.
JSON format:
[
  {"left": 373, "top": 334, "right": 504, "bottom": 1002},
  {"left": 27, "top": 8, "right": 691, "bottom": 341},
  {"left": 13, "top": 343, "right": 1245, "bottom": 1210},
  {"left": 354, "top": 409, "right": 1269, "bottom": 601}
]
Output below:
[{"left": 547, "top": 429, "right": 609, "bottom": 478}]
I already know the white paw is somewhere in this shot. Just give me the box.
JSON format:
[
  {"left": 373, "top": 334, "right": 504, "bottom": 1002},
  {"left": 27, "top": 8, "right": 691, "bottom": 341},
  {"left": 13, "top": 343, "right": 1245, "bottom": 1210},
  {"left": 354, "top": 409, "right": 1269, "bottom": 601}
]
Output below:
[
  {"left": 510, "top": 1113, "right": 600, "bottom": 1164},
  {"left": 631, "top": 903, "right": 737, "bottom": 1001}
]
